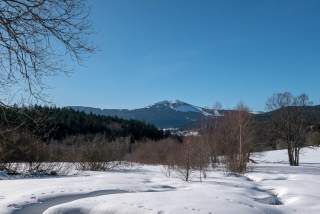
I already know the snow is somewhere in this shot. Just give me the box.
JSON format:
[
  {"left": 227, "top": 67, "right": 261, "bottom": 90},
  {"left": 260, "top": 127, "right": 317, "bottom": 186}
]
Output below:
[
  {"left": 151, "top": 100, "right": 213, "bottom": 116},
  {"left": 174, "top": 104, "right": 200, "bottom": 113},
  {"left": 171, "top": 102, "right": 213, "bottom": 116},
  {"left": 250, "top": 111, "right": 264, "bottom": 115},
  {"left": 0, "top": 171, "right": 8, "bottom": 179},
  {"left": 247, "top": 147, "right": 320, "bottom": 213},
  {"left": 0, "top": 147, "right": 319, "bottom": 214}
]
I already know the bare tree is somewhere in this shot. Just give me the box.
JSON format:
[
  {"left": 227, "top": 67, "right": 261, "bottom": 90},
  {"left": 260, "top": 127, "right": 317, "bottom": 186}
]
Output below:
[
  {"left": 0, "top": 1, "right": 94, "bottom": 158},
  {"left": 211, "top": 101, "right": 223, "bottom": 116},
  {"left": 175, "top": 137, "right": 195, "bottom": 182},
  {"left": 266, "top": 92, "right": 313, "bottom": 166},
  {"left": 236, "top": 102, "right": 252, "bottom": 170},
  {"left": 199, "top": 101, "right": 225, "bottom": 167},
  {"left": 212, "top": 101, "right": 222, "bottom": 110},
  {"left": 200, "top": 116, "right": 220, "bottom": 167},
  {"left": 0, "top": 0, "right": 94, "bottom": 102},
  {"left": 195, "top": 136, "right": 210, "bottom": 181},
  {"left": 208, "top": 103, "right": 253, "bottom": 174}
]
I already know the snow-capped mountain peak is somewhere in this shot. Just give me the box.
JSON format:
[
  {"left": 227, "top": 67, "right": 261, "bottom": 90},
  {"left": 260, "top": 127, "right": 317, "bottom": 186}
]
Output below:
[{"left": 150, "top": 100, "right": 212, "bottom": 116}]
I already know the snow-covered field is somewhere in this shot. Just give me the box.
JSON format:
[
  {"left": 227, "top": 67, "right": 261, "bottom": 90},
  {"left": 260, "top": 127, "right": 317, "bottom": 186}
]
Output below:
[{"left": 0, "top": 147, "right": 319, "bottom": 214}]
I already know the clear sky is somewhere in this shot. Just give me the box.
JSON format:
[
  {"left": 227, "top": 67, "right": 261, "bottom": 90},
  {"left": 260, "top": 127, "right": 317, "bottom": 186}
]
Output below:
[{"left": 48, "top": 0, "right": 320, "bottom": 111}]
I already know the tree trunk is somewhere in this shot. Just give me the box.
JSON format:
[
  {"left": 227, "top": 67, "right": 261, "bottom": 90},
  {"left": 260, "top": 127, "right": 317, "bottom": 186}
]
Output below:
[
  {"left": 293, "top": 147, "right": 300, "bottom": 166},
  {"left": 287, "top": 143, "right": 294, "bottom": 166}
]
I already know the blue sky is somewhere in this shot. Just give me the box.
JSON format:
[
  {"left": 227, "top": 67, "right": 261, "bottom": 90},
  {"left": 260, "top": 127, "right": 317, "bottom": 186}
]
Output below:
[{"left": 49, "top": 0, "right": 320, "bottom": 111}]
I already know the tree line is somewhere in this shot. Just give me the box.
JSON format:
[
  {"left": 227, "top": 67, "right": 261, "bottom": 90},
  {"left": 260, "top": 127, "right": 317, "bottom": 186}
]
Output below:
[{"left": 0, "top": 105, "right": 167, "bottom": 141}]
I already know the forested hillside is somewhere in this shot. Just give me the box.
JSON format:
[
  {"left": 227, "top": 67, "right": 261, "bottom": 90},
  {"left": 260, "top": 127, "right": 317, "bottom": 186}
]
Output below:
[{"left": 0, "top": 105, "right": 167, "bottom": 142}]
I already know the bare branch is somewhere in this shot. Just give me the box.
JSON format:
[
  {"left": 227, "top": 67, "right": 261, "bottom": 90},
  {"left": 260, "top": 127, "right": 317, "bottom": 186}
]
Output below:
[{"left": 0, "top": 0, "right": 94, "bottom": 102}]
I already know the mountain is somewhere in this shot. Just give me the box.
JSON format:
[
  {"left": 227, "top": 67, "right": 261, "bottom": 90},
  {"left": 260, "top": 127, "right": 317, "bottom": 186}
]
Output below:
[
  {"left": 70, "top": 102, "right": 320, "bottom": 130},
  {"left": 70, "top": 100, "right": 222, "bottom": 129}
]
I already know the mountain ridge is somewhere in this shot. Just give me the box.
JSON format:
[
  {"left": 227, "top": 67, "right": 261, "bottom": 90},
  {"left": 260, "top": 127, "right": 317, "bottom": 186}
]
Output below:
[
  {"left": 70, "top": 101, "right": 320, "bottom": 129},
  {"left": 70, "top": 100, "right": 221, "bottom": 129}
]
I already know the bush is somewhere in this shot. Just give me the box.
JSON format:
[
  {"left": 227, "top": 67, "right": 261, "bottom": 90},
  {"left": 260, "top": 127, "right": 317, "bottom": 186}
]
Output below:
[
  {"left": 129, "top": 137, "right": 210, "bottom": 181},
  {"left": 74, "top": 135, "right": 128, "bottom": 171},
  {"left": 128, "top": 138, "right": 180, "bottom": 165}
]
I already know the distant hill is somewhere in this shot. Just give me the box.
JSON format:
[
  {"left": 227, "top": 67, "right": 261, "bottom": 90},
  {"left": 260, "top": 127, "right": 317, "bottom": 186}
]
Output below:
[
  {"left": 70, "top": 100, "right": 222, "bottom": 129},
  {"left": 254, "top": 105, "right": 320, "bottom": 123},
  {"left": 70, "top": 101, "right": 320, "bottom": 130}
]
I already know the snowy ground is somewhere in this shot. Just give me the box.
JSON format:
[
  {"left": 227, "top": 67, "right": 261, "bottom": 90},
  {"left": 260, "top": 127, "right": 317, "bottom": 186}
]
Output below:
[{"left": 0, "top": 147, "right": 319, "bottom": 214}]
